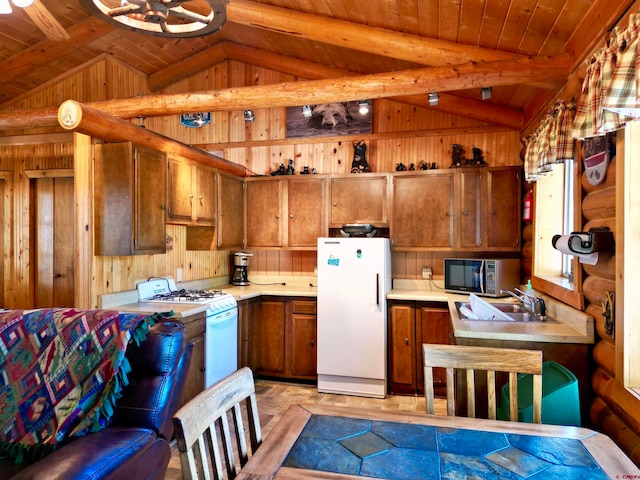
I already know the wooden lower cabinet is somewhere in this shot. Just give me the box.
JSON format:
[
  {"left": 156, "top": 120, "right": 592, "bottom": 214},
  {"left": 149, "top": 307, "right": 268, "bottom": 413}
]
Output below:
[
  {"left": 238, "top": 297, "right": 261, "bottom": 370},
  {"left": 179, "top": 312, "right": 206, "bottom": 406},
  {"left": 388, "top": 301, "right": 452, "bottom": 396},
  {"left": 252, "top": 296, "right": 317, "bottom": 381}
]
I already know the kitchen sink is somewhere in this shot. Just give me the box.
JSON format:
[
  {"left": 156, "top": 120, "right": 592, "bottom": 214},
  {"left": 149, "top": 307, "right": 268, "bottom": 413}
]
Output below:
[{"left": 454, "top": 301, "right": 558, "bottom": 323}]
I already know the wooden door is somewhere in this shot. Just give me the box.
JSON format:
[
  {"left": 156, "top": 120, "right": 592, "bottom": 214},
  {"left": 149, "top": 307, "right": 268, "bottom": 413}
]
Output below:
[
  {"left": 417, "top": 304, "right": 452, "bottom": 396},
  {"left": 388, "top": 302, "right": 417, "bottom": 394},
  {"left": 391, "top": 172, "right": 455, "bottom": 249},
  {"left": 288, "top": 177, "right": 326, "bottom": 247},
  {"left": 167, "top": 158, "right": 193, "bottom": 223},
  {"left": 329, "top": 174, "right": 388, "bottom": 227},
  {"left": 134, "top": 145, "right": 167, "bottom": 253},
  {"left": 33, "top": 176, "right": 75, "bottom": 307},
  {"left": 289, "top": 312, "right": 317, "bottom": 378},
  {"left": 245, "top": 178, "right": 283, "bottom": 247},
  {"left": 256, "top": 298, "right": 287, "bottom": 376},
  {"left": 458, "top": 168, "right": 483, "bottom": 249},
  {"left": 486, "top": 167, "right": 521, "bottom": 250},
  {"left": 217, "top": 172, "right": 245, "bottom": 249},
  {"left": 194, "top": 166, "right": 216, "bottom": 225}
]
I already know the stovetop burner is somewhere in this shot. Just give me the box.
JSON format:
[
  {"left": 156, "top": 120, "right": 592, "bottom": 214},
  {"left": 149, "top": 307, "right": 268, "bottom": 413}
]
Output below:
[
  {"left": 149, "top": 288, "right": 224, "bottom": 302},
  {"left": 136, "top": 278, "right": 236, "bottom": 312}
]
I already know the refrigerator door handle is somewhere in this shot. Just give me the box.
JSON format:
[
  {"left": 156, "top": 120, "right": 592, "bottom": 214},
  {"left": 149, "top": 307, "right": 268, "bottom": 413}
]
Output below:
[{"left": 376, "top": 273, "right": 380, "bottom": 306}]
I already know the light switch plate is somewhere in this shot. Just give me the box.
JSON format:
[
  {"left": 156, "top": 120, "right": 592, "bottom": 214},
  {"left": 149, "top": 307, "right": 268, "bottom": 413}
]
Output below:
[{"left": 422, "top": 267, "right": 432, "bottom": 280}]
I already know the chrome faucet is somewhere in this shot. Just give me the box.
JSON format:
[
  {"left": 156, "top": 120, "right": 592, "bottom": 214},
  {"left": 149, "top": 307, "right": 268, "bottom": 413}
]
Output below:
[{"left": 500, "top": 289, "right": 546, "bottom": 319}]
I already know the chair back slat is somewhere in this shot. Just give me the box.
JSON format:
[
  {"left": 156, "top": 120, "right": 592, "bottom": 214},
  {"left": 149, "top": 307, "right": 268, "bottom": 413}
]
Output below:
[
  {"left": 423, "top": 344, "right": 543, "bottom": 424},
  {"left": 173, "top": 367, "right": 263, "bottom": 480}
]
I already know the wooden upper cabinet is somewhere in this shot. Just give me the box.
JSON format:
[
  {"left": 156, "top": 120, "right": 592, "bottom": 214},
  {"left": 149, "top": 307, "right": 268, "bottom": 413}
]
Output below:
[
  {"left": 485, "top": 167, "right": 521, "bottom": 250},
  {"left": 391, "top": 171, "right": 454, "bottom": 249},
  {"left": 94, "top": 142, "right": 166, "bottom": 256},
  {"left": 458, "top": 168, "right": 483, "bottom": 249},
  {"left": 287, "top": 176, "right": 327, "bottom": 248},
  {"left": 217, "top": 172, "right": 245, "bottom": 249},
  {"left": 329, "top": 174, "right": 389, "bottom": 227},
  {"left": 245, "top": 177, "right": 283, "bottom": 248},
  {"left": 167, "top": 157, "right": 216, "bottom": 226}
]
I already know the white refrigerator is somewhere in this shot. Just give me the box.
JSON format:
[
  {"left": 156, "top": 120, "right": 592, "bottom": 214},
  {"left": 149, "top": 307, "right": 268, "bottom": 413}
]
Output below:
[{"left": 317, "top": 237, "right": 391, "bottom": 398}]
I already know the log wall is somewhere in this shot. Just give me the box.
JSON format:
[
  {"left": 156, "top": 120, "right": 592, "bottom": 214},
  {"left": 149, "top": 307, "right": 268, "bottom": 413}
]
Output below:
[{"left": 583, "top": 153, "right": 640, "bottom": 465}]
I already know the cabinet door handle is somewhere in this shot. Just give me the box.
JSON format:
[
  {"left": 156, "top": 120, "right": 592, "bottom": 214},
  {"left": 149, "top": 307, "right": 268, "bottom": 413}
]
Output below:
[
  {"left": 290, "top": 214, "right": 294, "bottom": 219},
  {"left": 199, "top": 195, "right": 203, "bottom": 201},
  {"left": 463, "top": 210, "right": 468, "bottom": 216},
  {"left": 446, "top": 211, "right": 451, "bottom": 217},
  {"left": 311, "top": 340, "right": 315, "bottom": 347},
  {"left": 404, "top": 338, "right": 409, "bottom": 345},
  {"left": 276, "top": 214, "right": 280, "bottom": 219},
  {"left": 220, "top": 211, "right": 224, "bottom": 216},
  {"left": 160, "top": 204, "right": 166, "bottom": 210},
  {"left": 332, "top": 202, "right": 337, "bottom": 207}
]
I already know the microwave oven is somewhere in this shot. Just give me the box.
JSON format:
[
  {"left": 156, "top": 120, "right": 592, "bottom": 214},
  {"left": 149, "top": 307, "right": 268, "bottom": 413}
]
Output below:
[{"left": 443, "top": 258, "right": 520, "bottom": 297}]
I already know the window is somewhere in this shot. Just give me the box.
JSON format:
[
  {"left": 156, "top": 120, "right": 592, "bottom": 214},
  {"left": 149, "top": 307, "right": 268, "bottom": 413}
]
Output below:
[{"left": 533, "top": 160, "right": 576, "bottom": 291}]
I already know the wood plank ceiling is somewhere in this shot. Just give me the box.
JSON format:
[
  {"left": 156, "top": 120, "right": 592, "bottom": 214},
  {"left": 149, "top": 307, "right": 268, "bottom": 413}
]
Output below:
[{"left": 0, "top": 0, "right": 635, "bottom": 131}]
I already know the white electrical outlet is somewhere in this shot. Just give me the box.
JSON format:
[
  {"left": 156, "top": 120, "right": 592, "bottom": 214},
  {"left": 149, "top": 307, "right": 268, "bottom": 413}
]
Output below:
[
  {"left": 422, "top": 267, "right": 432, "bottom": 280},
  {"left": 176, "top": 268, "right": 183, "bottom": 282}
]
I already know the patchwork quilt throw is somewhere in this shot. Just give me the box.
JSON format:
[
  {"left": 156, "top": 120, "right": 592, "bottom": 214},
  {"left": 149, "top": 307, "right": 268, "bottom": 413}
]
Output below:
[{"left": 0, "top": 308, "right": 162, "bottom": 464}]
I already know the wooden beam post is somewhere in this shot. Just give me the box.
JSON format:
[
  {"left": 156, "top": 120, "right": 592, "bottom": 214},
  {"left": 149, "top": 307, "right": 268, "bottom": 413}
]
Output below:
[{"left": 58, "top": 100, "right": 248, "bottom": 177}]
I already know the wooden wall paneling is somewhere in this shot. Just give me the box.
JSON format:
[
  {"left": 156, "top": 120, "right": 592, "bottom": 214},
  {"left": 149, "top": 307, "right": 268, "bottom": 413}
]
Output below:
[{"left": 0, "top": 172, "right": 13, "bottom": 308}]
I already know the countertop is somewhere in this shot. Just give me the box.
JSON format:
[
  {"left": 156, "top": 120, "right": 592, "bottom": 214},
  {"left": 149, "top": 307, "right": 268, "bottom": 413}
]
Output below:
[{"left": 105, "top": 277, "right": 594, "bottom": 344}]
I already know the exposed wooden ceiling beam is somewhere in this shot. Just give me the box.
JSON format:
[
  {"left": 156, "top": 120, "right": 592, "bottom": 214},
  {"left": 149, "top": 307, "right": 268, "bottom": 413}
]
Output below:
[
  {"left": 222, "top": 43, "right": 524, "bottom": 129},
  {"left": 226, "top": 0, "right": 522, "bottom": 66},
  {"left": 58, "top": 100, "right": 247, "bottom": 177},
  {"left": 1, "top": 17, "right": 115, "bottom": 87},
  {"left": 1, "top": 55, "right": 567, "bottom": 130}
]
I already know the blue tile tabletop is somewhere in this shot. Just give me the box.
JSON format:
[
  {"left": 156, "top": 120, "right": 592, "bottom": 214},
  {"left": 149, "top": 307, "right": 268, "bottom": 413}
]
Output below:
[{"left": 282, "top": 414, "right": 608, "bottom": 480}]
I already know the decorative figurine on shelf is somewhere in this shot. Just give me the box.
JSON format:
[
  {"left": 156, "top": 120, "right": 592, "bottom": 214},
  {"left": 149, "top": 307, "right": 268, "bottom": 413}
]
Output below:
[
  {"left": 301, "top": 166, "right": 311, "bottom": 174},
  {"left": 430, "top": 162, "right": 437, "bottom": 169},
  {"left": 270, "top": 163, "right": 285, "bottom": 176},
  {"left": 472, "top": 147, "right": 485, "bottom": 165},
  {"left": 409, "top": 163, "right": 415, "bottom": 171},
  {"left": 420, "top": 161, "right": 429, "bottom": 170},
  {"left": 285, "top": 158, "right": 295, "bottom": 175},
  {"left": 451, "top": 143, "right": 466, "bottom": 167},
  {"left": 351, "top": 140, "right": 370, "bottom": 173},
  {"left": 396, "top": 162, "right": 406, "bottom": 171}
]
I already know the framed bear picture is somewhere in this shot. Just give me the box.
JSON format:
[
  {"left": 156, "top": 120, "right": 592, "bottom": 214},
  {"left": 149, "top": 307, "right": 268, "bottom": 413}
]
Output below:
[{"left": 286, "top": 101, "right": 372, "bottom": 139}]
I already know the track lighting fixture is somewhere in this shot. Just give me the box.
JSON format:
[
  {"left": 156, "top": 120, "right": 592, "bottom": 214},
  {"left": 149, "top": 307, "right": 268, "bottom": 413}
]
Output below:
[
  {"left": 481, "top": 87, "right": 492, "bottom": 100},
  {"left": 358, "top": 100, "right": 370, "bottom": 115},
  {"left": 428, "top": 92, "right": 439, "bottom": 106},
  {"left": 243, "top": 110, "right": 255, "bottom": 122}
]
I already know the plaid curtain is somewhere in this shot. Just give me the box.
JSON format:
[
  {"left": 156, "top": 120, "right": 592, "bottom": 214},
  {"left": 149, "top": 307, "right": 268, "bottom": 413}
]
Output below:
[
  {"left": 524, "top": 100, "right": 575, "bottom": 182},
  {"left": 602, "top": 14, "right": 640, "bottom": 118},
  {"left": 574, "top": 14, "right": 640, "bottom": 139}
]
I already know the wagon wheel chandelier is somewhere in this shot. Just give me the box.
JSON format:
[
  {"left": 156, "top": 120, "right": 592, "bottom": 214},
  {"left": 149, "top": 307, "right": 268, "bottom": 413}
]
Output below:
[{"left": 80, "top": 0, "right": 226, "bottom": 38}]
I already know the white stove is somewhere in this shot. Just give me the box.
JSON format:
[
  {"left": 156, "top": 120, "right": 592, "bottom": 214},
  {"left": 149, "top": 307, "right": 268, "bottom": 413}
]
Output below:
[
  {"left": 137, "top": 278, "right": 236, "bottom": 314},
  {"left": 137, "top": 278, "right": 238, "bottom": 388}
]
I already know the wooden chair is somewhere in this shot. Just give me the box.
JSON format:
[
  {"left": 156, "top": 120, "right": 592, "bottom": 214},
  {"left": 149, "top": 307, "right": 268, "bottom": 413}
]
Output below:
[
  {"left": 172, "top": 367, "right": 262, "bottom": 480},
  {"left": 423, "top": 343, "right": 543, "bottom": 423}
]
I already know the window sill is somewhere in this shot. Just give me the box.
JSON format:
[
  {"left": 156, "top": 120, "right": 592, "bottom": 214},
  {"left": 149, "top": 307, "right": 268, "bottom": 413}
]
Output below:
[{"left": 532, "top": 275, "right": 584, "bottom": 310}]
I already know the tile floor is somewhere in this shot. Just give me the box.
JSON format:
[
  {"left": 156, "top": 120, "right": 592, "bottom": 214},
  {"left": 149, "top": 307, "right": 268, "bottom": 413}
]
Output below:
[{"left": 165, "top": 379, "right": 442, "bottom": 479}]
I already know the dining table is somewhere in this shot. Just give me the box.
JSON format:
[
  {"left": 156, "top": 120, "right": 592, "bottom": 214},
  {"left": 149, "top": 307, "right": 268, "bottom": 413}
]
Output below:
[{"left": 236, "top": 403, "right": 640, "bottom": 480}]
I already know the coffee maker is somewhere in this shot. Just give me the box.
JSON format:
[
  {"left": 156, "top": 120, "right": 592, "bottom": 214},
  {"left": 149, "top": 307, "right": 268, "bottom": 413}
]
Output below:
[{"left": 232, "top": 252, "right": 252, "bottom": 286}]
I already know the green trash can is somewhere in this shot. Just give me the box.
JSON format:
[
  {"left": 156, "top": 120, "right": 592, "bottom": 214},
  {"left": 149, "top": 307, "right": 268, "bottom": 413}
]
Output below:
[{"left": 497, "top": 361, "right": 581, "bottom": 426}]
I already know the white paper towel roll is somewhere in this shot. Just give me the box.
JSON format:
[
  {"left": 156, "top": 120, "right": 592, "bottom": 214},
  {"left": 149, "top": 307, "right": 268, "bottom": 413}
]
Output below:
[{"left": 553, "top": 234, "right": 599, "bottom": 265}]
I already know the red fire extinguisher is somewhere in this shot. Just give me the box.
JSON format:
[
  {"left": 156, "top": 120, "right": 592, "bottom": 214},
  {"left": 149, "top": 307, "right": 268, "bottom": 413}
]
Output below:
[{"left": 523, "top": 190, "right": 533, "bottom": 222}]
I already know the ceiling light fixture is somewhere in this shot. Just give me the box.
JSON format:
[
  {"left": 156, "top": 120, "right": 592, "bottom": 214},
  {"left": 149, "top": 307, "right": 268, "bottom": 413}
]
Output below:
[
  {"left": 244, "top": 110, "right": 255, "bottom": 122},
  {"left": 481, "top": 87, "right": 492, "bottom": 100},
  {"left": 302, "top": 105, "right": 313, "bottom": 118},
  {"left": 358, "top": 100, "right": 370, "bottom": 115},
  {"left": 0, "top": 1, "right": 11, "bottom": 14},
  {"left": 79, "top": 0, "right": 227, "bottom": 38},
  {"left": 428, "top": 92, "right": 439, "bottom": 106},
  {"left": 11, "top": 0, "right": 34, "bottom": 7}
]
